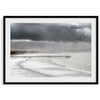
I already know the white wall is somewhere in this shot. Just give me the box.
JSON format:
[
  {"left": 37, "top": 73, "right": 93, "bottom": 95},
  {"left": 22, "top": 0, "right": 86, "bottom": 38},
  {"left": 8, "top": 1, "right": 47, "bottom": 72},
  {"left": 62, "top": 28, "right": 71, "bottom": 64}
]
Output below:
[{"left": 0, "top": 0, "right": 99, "bottom": 100}]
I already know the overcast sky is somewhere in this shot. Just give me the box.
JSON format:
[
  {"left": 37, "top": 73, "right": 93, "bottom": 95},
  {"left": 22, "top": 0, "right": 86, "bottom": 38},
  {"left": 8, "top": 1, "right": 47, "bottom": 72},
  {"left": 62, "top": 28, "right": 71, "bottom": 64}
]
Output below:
[{"left": 11, "top": 23, "right": 91, "bottom": 42}]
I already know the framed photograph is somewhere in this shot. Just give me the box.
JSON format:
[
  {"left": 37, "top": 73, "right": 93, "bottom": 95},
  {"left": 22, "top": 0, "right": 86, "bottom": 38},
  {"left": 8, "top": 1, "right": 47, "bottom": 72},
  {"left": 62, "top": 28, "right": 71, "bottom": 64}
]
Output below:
[{"left": 3, "top": 16, "right": 98, "bottom": 84}]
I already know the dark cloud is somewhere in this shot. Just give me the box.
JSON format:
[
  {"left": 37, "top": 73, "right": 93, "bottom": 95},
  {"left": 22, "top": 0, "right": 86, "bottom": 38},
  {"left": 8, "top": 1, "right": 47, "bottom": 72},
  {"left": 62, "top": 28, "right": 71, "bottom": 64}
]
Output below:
[{"left": 11, "top": 23, "right": 91, "bottom": 42}]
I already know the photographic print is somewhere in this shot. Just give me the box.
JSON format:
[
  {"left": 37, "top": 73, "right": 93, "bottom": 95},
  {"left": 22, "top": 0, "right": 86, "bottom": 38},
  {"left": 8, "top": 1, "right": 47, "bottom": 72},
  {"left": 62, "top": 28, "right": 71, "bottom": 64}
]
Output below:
[{"left": 3, "top": 16, "right": 98, "bottom": 84}]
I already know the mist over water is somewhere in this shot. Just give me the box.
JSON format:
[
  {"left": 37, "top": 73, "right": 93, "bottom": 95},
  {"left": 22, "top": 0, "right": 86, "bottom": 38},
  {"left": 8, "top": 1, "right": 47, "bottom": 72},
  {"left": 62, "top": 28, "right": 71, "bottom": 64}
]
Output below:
[{"left": 11, "top": 40, "right": 91, "bottom": 53}]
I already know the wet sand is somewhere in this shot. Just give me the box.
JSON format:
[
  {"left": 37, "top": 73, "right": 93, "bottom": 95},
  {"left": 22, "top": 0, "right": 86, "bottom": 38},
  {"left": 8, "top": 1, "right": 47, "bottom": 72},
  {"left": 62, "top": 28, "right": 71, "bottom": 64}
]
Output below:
[{"left": 10, "top": 52, "right": 91, "bottom": 78}]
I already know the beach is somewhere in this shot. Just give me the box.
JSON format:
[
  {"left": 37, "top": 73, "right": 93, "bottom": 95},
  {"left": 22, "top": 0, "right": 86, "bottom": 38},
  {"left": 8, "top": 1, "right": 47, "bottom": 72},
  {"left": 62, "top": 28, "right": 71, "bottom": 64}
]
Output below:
[{"left": 10, "top": 52, "right": 91, "bottom": 78}]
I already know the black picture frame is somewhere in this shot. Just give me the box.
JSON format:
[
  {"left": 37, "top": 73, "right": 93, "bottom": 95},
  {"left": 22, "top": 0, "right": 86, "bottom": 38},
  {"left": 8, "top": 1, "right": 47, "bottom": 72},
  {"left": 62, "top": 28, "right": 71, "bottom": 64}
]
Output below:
[{"left": 3, "top": 16, "right": 99, "bottom": 85}]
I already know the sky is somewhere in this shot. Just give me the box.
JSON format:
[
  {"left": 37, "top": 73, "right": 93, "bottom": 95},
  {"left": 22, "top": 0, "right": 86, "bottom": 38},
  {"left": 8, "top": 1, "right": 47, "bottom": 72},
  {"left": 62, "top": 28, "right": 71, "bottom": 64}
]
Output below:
[{"left": 11, "top": 23, "right": 91, "bottom": 42}]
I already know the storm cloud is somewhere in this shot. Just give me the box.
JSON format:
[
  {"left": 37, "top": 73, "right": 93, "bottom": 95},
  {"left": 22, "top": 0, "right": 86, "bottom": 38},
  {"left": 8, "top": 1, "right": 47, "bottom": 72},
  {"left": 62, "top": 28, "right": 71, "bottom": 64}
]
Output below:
[{"left": 11, "top": 23, "right": 91, "bottom": 42}]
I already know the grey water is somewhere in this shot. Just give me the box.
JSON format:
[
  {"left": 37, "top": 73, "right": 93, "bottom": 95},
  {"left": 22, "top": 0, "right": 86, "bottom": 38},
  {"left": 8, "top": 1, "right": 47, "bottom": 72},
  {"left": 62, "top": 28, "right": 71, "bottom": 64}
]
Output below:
[{"left": 11, "top": 40, "right": 91, "bottom": 53}]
